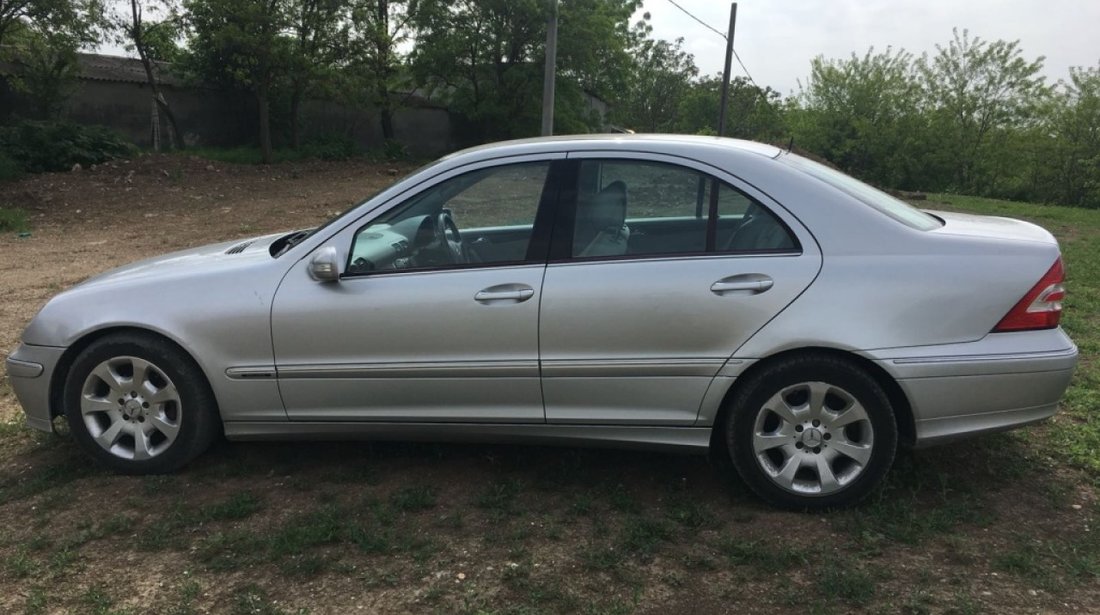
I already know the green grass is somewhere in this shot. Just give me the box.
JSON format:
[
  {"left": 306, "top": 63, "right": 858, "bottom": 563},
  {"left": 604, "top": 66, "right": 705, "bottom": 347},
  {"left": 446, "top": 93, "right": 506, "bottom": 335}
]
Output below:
[
  {"left": 930, "top": 194, "right": 1100, "bottom": 475},
  {"left": 0, "top": 206, "right": 28, "bottom": 232}
]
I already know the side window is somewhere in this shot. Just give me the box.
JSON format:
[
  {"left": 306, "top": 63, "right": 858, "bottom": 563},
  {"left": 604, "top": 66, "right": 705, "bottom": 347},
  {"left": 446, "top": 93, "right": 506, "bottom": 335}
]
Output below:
[
  {"left": 571, "top": 159, "right": 796, "bottom": 259},
  {"left": 347, "top": 162, "right": 549, "bottom": 275}
]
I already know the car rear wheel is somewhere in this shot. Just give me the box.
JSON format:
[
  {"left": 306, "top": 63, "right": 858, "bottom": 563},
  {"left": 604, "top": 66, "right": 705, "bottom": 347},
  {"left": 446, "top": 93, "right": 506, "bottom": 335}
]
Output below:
[
  {"left": 63, "top": 333, "right": 220, "bottom": 474},
  {"left": 725, "top": 354, "right": 897, "bottom": 510}
]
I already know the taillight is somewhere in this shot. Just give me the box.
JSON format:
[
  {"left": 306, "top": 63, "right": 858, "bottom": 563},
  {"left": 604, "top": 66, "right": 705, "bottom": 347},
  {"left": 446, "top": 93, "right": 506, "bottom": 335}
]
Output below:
[{"left": 992, "top": 257, "right": 1065, "bottom": 332}]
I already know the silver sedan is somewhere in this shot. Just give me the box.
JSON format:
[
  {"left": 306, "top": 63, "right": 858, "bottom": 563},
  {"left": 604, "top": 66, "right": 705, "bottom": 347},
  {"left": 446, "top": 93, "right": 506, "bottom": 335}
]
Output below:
[{"left": 5, "top": 135, "right": 1078, "bottom": 509}]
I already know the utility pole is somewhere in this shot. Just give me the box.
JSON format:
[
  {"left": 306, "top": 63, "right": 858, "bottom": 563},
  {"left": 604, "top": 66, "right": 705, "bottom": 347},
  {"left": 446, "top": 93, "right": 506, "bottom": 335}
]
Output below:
[
  {"left": 541, "top": 0, "right": 559, "bottom": 136},
  {"left": 716, "top": 2, "right": 737, "bottom": 136}
]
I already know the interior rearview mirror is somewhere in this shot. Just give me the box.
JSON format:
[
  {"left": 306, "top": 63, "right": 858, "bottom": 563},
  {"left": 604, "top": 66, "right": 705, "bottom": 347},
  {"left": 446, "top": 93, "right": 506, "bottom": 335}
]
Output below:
[{"left": 309, "top": 246, "right": 341, "bottom": 282}]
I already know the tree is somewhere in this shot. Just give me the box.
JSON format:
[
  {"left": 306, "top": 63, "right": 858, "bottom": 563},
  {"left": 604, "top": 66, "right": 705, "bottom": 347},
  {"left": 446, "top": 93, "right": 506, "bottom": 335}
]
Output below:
[
  {"left": 347, "top": 0, "right": 417, "bottom": 141},
  {"left": 1048, "top": 63, "right": 1100, "bottom": 207},
  {"left": 611, "top": 33, "right": 697, "bottom": 132},
  {"left": 678, "top": 75, "right": 785, "bottom": 140},
  {"left": 285, "top": 0, "right": 348, "bottom": 148},
  {"left": 917, "top": 28, "right": 1051, "bottom": 194},
  {"left": 184, "top": 0, "right": 292, "bottom": 163},
  {"left": 791, "top": 46, "right": 925, "bottom": 189},
  {"left": 1, "top": 0, "right": 108, "bottom": 118},
  {"left": 410, "top": 0, "right": 640, "bottom": 141},
  {"left": 118, "top": 0, "right": 185, "bottom": 149},
  {"left": 0, "top": 0, "right": 105, "bottom": 48}
]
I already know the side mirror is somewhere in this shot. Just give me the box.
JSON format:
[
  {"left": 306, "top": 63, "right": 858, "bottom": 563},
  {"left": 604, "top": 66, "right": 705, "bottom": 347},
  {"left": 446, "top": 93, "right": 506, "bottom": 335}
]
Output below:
[{"left": 309, "top": 246, "right": 342, "bottom": 282}]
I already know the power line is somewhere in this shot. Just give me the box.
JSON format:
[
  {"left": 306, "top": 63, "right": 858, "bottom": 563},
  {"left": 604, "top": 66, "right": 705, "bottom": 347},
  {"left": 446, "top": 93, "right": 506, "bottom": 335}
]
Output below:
[
  {"left": 663, "top": 0, "right": 765, "bottom": 93},
  {"left": 665, "top": 0, "right": 726, "bottom": 40}
]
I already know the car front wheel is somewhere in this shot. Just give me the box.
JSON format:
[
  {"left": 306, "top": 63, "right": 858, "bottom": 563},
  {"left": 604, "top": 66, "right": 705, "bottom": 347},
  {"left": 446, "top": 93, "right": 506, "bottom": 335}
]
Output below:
[
  {"left": 63, "top": 333, "right": 220, "bottom": 474},
  {"left": 726, "top": 355, "right": 898, "bottom": 510}
]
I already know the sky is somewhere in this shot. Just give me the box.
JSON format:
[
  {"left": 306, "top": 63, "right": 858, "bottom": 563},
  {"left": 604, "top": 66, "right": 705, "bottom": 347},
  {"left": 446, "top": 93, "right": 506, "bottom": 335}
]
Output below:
[{"left": 639, "top": 0, "right": 1100, "bottom": 96}]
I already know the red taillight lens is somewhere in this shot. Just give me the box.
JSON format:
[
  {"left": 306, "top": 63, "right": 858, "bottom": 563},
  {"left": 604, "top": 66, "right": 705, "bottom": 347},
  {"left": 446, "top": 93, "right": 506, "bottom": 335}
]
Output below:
[{"left": 993, "top": 257, "right": 1065, "bottom": 332}]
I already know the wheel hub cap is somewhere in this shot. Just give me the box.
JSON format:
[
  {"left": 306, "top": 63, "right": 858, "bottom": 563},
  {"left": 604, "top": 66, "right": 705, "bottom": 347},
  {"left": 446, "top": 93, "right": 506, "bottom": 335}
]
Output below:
[
  {"left": 79, "top": 356, "right": 183, "bottom": 461},
  {"left": 750, "top": 381, "right": 875, "bottom": 496}
]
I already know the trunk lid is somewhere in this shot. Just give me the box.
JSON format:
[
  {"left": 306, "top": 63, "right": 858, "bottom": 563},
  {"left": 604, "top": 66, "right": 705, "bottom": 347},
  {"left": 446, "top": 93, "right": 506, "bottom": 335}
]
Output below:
[{"left": 925, "top": 210, "right": 1057, "bottom": 245}]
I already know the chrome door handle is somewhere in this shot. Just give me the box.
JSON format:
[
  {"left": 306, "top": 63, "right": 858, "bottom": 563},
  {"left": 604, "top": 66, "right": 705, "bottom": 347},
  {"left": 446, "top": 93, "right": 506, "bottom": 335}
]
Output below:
[
  {"left": 474, "top": 284, "right": 535, "bottom": 303},
  {"left": 711, "top": 274, "right": 773, "bottom": 295}
]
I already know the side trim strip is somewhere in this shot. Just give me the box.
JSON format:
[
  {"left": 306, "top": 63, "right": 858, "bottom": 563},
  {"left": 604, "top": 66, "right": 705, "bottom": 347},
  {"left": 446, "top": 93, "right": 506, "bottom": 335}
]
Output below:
[
  {"left": 226, "top": 367, "right": 277, "bottom": 380},
  {"left": 541, "top": 358, "right": 725, "bottom": 378},
  {"left": 892, "top": 347, "right": 1078, "bottom": 365},
  {"left": 276, "top": 360, "right": 540, "bottom": 379}
]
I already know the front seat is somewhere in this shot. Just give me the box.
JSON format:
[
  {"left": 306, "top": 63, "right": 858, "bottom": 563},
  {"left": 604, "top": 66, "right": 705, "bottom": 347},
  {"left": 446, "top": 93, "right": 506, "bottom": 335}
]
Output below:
[
  {"left": 725, "top": 204, "right": 795, "bottom": 251},
  {"left": 575, "top": 180, "right": 630, "bottom": 257}
]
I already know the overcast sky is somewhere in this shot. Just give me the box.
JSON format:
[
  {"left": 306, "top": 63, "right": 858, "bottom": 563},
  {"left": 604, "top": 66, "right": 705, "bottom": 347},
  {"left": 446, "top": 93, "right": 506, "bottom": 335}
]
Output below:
[{"left": 640, "top": 0, "right": 1100, "bottom": 96}]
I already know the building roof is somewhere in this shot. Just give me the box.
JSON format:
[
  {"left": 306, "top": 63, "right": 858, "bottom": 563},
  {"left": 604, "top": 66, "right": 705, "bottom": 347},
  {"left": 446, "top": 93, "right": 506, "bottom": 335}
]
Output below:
[{"left": 75, "top": 53, "right": 185, "bottom": 87}]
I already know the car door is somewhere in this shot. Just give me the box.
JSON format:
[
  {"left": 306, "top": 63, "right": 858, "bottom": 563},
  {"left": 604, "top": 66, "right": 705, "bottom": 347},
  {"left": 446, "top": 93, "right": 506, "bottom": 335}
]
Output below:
[
  {"left": 539, "top": 154, "right": 822, "bottom": 425},
  {"left": 271, "top": 155, "right": 564, "bottom": 422}
]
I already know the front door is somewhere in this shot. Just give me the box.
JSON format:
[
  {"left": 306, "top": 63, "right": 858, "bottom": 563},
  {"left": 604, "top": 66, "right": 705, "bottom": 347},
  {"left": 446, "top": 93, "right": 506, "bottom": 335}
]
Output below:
[{"left": 271, "top": 157, "right": 562, "bottom": 422}]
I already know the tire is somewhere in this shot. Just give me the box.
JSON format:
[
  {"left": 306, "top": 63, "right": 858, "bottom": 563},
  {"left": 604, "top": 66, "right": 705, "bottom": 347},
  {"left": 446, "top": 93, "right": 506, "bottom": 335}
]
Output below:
[
  {"left": 724, "top": 354, "right": 897, "bottom": 510},
  {"left": 62, "top": 332, "right": 220, "bottom": 474}
]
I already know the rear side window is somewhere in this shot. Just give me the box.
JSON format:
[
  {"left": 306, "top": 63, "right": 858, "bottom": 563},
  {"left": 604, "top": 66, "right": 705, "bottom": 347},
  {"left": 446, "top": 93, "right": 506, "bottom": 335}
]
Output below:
[
  {"left": 783, "top": 154, "right": 942, "bottom": 230},
  {"left": 569, "top": 159, "right": 797, "bottom": 259}
]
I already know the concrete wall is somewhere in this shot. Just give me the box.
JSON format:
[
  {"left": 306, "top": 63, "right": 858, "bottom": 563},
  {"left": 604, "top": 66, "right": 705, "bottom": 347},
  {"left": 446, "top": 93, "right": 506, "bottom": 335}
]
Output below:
[
  {"left": 63, "top": 80, "right": 252, "bottom": 148},
  {"left": 299, "top": 99, "right": 453, "bottom": 158},
  {"left": 1, "top": 77, "right": 456, "bottom": 157}
]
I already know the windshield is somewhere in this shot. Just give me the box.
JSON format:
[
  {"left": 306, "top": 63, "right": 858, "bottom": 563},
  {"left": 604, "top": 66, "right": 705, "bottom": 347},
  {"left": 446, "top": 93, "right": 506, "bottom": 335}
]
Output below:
[{"left": 782, "top": 154, "right": 942, "bottom": 231}]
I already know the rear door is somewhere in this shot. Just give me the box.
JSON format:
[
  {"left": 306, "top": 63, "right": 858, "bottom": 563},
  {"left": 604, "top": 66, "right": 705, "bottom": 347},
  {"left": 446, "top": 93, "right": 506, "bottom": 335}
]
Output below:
[{"left": 539, "top": 153, "right": 822, "bottom": 425}]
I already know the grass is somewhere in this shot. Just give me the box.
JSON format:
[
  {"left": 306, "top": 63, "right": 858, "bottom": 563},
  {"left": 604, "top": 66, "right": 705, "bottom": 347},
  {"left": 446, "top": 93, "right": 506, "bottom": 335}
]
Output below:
[{"left": 0, "top": 206, "right": 28, "bottom": 232}]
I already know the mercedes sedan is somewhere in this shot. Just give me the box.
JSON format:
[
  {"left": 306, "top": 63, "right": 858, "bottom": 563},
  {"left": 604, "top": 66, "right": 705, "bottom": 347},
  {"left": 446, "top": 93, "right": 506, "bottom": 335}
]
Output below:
[{"left": 5, "top": 135, "right": 1078, "bottom": 509}]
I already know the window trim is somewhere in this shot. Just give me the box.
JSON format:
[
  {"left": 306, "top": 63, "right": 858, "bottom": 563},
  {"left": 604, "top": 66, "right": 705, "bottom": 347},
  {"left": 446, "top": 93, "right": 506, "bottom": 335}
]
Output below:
[
  {"left": 339, "top": 158, "right": 566, "bottom": 280},
  {"left": 549, "top": 157, "right": 802, "bottom": 265}
]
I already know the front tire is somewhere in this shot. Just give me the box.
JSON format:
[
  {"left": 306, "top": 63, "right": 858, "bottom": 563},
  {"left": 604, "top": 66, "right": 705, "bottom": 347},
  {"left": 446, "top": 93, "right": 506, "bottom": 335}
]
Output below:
[
  {"left": 62, "top": 333, "right": 220, "bottom": 474},
  {"left": 725, "top": 354, "right": 897, "bottom": 510}
]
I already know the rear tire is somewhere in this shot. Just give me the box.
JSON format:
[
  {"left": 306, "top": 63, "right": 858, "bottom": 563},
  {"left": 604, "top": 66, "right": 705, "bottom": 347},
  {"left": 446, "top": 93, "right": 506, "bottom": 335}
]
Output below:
[
  {"left": 724, "top": 354, "right": 897, "bottom": 510},
  {"left": 62, "top": 333, "right": 220, "bottom": 474}
]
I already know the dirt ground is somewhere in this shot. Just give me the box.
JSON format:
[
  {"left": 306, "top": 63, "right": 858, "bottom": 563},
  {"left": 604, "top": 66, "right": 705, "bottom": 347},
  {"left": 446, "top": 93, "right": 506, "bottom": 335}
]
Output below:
[{"left": 0, "top": 156, "right": 1098, "bottom": 614}]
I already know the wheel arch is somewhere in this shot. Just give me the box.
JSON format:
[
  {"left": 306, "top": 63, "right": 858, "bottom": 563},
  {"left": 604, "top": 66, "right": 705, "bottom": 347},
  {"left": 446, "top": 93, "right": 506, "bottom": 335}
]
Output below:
[
  {"left": 710, "top": 346, "right": 916, "bottom": 450},
  {"left": 48, "top": 326, "right": 221, "bottom": 422}
]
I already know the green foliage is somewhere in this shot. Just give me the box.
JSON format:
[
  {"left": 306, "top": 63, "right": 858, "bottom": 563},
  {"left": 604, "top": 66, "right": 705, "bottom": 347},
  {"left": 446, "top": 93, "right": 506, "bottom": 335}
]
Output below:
[
  {"left": 612, "top": 35, "right": 697, "bottom": 132},
  {"left": 791, "top": 46, "right": 922, "bottom": 188},
  {"left": 0, "top": 153, "right": 24, "bottom": 182},
  {"left": 917, "top": 28, "right": 1051, "bottom": 195},
  {"left": 410, "top": 0, "right": 641, "bottom": 141},
  {"left": 790, "top": 32, "right": 1100, "bottom": 208},
  {"left": 0, "top": 120, "right": 136, "bottom": 173}
]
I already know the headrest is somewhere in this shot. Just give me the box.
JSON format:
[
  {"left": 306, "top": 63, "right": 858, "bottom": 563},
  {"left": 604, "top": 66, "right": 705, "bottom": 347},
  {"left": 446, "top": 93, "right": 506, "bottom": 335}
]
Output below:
[{"left": 583, "top": 181, "right": 627, "bottom": 229}]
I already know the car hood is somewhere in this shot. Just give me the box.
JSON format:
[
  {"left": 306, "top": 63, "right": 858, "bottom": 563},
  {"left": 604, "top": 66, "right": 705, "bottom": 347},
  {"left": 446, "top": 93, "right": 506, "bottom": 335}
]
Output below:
[{"left": 76, "top": 231, "right": 288, "bottom": 289}]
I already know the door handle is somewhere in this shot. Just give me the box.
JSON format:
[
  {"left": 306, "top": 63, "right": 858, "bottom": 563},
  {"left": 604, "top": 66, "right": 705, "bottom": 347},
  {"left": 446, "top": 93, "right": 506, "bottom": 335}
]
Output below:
[
  {"left": 711, "top": 273, "right": 773, "bottom": 295},
  {"left": 474, "top": 284, "right": 535, "bottom": 303}
]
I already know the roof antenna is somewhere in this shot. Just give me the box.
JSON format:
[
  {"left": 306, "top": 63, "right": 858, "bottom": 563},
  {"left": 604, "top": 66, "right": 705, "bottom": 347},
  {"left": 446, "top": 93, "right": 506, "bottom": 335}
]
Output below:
[{"left": 786, "top": 137, "right": 794, "bottom": 153}]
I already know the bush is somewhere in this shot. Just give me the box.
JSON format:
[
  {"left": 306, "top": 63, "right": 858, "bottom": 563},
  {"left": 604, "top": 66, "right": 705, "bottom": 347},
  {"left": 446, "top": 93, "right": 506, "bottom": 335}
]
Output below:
[
  {"left": 0, "top": 152, "right": 23, "bottom": 181},
  {"left": 0, "top": 120, "right": 137, "bottom": 173},
  {"left": 300, "top": 134, "right": 363, "bottom": 161},
  {"left": 0, "top": 207, "right": 29, "bottom": 232}
]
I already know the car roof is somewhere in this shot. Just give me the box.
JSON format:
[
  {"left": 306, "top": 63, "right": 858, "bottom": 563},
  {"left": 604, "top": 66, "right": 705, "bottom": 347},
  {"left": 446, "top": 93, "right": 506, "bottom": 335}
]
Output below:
[{"left": 442, "top": 134, "right": 785, "bottom": 162}]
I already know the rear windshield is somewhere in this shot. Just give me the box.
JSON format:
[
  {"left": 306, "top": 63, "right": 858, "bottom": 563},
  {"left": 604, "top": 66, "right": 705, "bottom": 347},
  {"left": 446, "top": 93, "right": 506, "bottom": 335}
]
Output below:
[{"left": 783, "top": 155, "right": 942, "bottom": 231}]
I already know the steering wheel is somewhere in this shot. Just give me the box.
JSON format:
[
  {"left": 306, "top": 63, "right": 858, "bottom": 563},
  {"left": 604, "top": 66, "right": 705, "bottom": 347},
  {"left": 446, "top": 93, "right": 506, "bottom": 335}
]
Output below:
[{"left": 437, "top": 210, "right": 465, "bottom": 264}]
